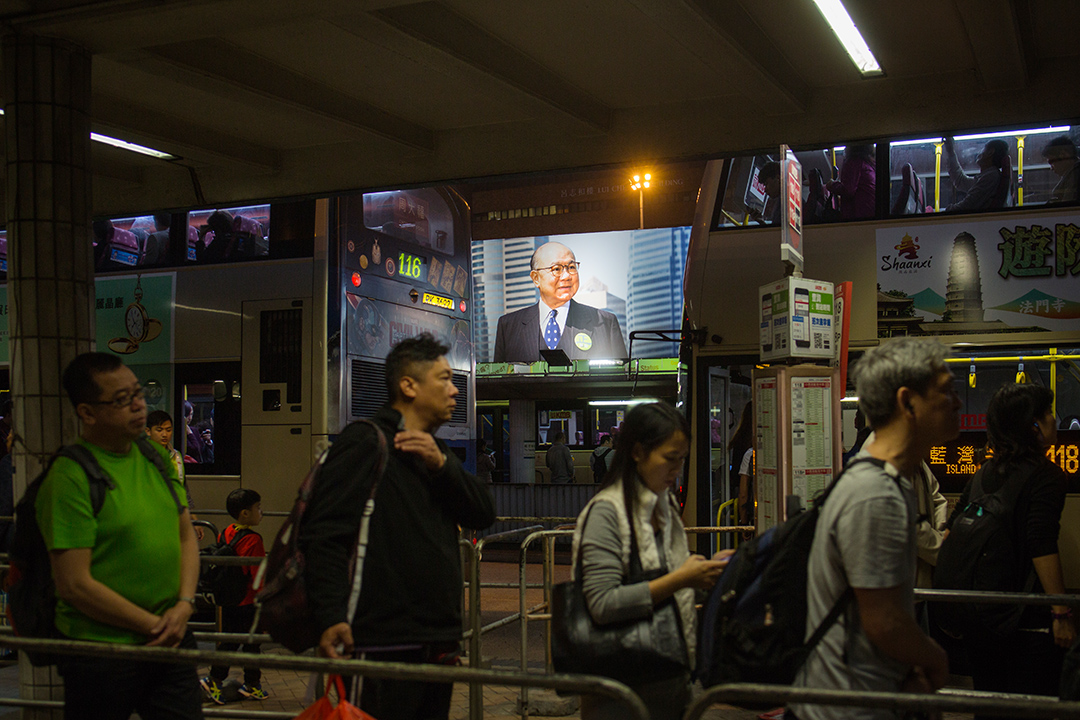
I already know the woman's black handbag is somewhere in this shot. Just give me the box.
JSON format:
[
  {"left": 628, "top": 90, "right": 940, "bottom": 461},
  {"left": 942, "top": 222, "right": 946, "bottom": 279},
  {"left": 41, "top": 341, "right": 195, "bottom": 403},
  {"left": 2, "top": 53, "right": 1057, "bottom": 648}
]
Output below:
[{"left": 551, "top": 503, "right": 688, "bottom": 685}]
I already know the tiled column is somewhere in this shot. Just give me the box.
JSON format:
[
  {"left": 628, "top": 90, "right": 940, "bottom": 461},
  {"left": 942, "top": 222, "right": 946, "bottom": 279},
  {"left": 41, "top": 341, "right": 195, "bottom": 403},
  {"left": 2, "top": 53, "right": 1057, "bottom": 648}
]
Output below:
[{"left": 3, "top": 32, "right": 95, "bottom": 720}]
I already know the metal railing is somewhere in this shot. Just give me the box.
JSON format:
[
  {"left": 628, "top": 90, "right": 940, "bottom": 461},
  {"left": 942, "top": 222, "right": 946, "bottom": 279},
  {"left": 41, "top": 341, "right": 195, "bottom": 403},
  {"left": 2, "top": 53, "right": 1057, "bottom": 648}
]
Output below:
[
  {"left": 685, "top": 683, "right": 1080, "bottom": 720},
  {"left": 0, "top": 634, "right": 649, "bottom": 720},
  {"left": 511, "top": 524, "right": 753, "bottom": 720},
  {"left": 465, "top": 525, "right": 545, "bottom": 720}
]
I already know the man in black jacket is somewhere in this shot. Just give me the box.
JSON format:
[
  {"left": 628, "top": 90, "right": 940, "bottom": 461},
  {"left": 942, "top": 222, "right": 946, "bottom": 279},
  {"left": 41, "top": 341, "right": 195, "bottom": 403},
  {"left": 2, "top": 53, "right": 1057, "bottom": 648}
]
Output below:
[{"left": 299, "top": 334, "right": 495, "bottom": 720}]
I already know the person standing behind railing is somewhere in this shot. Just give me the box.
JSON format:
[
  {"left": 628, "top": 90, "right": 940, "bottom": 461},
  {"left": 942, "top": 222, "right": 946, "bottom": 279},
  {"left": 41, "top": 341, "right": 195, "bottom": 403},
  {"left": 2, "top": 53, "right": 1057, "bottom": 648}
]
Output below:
[
  {"left": 299, "top": 334, "right": 495, "bottom": 720},
  {"left": 943, "top": 384, "right": 1075, "bottom": 714},
  {"left": 37, "top": 353, "right": 201, "bottom": 720},
  {"left": 792, "top": 338, "right": 955, "bottom": 720},
  {"left": 573, "top": 402, "right": 729, "bottom": 720}
]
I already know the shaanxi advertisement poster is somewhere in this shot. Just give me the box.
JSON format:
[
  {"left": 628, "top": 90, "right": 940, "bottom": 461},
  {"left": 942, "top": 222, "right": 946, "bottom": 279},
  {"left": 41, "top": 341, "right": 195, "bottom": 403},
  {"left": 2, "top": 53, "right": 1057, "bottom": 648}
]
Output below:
[{"left": 876, "top": 214, "right": 1080, "bottom": 337}]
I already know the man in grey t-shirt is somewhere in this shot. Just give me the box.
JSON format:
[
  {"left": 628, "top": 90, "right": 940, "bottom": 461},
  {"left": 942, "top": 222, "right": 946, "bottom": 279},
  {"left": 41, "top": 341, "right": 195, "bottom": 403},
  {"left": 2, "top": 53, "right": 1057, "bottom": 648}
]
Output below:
[{"left": 793, "top": 338, "right": 958, "bottom": 720}]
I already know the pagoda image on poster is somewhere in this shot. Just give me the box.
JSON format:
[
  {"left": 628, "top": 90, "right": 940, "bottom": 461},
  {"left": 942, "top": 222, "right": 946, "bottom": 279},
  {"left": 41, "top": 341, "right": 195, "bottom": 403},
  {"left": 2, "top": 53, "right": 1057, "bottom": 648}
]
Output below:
[{"left": 876, "top": 214, "right": 1080, "bottom": 337}]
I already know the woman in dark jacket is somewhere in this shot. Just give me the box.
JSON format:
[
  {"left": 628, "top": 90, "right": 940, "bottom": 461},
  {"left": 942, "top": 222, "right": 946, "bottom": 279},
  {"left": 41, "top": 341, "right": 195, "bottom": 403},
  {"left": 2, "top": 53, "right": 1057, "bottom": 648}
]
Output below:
[{"left": 946, "top": 383, "right": 1075, "bottom": 705}]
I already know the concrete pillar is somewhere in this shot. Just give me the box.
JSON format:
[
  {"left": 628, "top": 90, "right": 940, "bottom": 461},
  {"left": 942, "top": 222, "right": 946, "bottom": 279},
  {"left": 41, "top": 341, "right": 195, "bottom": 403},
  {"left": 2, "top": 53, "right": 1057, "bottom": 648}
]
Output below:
[
  {"left": 3, "top": 32, "right": 95, "bottom": 719},
  {"left": 508, "top": 399, "right": 535, "bottom": 483}
]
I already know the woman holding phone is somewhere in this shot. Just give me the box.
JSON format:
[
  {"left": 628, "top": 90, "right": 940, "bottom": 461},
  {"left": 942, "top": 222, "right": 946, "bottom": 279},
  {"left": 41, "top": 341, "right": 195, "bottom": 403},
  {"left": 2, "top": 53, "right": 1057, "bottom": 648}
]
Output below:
[{"left": 572, "top": 402, "right": 731, "bottom": 720}]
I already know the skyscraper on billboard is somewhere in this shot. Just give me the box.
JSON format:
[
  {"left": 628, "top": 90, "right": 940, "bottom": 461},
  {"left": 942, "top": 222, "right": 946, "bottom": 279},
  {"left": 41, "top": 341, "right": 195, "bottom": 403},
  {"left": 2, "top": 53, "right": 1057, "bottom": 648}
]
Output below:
[{"left": 627, "top": 227, "right": 692, "bottom": 358}]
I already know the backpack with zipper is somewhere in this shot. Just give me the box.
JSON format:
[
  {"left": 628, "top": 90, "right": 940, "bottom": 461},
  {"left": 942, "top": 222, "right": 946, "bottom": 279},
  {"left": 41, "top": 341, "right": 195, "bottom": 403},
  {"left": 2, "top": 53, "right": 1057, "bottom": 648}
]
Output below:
[
  {"left": 5, "top": 437, "right": 179, "bottom": 666},
  {"left": 199, "top": 527, "right": 257, "bottom": 607},
  {"left": 933, "top": 461, "right": 1037, "bottom": 638},
  {"left": 696, "top": 457, "right": 888, "bottom": 688},
  {"left": 252, "top": 419, "right": 389, "bottom": 653}
]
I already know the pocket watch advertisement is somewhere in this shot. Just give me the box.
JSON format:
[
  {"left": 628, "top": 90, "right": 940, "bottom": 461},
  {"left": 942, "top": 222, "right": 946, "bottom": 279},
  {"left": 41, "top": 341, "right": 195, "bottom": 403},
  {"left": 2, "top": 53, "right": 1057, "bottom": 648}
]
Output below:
[{"left": 96, "top": 274, "right": 175, "bottom": 412}]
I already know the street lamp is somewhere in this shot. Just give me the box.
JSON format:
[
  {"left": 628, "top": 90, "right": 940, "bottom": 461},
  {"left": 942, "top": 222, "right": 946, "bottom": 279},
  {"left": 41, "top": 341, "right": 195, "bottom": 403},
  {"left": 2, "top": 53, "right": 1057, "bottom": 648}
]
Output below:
[{"left": 629, "top": 172, "right": 651, "bottom": 229}]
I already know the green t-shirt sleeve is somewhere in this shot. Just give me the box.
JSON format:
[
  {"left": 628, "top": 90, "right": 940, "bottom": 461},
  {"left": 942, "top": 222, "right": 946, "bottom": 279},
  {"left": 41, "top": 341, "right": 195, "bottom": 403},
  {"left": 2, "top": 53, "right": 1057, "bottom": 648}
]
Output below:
[{"left": 37, "top": 458, "right": 97, "bottom": 551}]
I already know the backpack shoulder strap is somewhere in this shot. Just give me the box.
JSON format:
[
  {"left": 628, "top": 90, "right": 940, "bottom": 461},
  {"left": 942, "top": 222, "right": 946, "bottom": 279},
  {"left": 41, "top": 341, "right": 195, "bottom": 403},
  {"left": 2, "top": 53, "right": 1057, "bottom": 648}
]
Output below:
[
  {"left": 801, "top": 457, "right": 889, "bottom": 659},
  {"left": 226, "top": 527, "right": 255, "bottom": 548},
  {"left": 353, "top": 418, "right": 390, "bottom": 498},
  {"left": 58, "top": 444, "right": 115, "bottom": 516},
  {"left": 343, "top": 418, "right": 391, "bottom": 627},
  {"left": 134, "top": 436, "right": 183, "bottom": 513},
  {"left": 814, "top": 456, "right": 887, "bottom": 508}
]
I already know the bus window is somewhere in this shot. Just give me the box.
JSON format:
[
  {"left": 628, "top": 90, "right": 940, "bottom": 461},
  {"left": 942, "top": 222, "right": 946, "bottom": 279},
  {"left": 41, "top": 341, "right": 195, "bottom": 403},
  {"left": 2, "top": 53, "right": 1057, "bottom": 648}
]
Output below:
[
  {"left": 176, "top": 361, "right": 241, "bottom": 476},
  {"left": 538, "top": 408, "right": 585, "bottom": 446}
]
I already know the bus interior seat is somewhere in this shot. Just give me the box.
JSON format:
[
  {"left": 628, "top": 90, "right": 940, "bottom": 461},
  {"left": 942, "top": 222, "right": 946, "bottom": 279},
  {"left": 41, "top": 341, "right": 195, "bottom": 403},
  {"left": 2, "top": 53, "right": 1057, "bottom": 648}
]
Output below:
[{"left": 892, "top": 163, "right": 926, "bottom": 215}]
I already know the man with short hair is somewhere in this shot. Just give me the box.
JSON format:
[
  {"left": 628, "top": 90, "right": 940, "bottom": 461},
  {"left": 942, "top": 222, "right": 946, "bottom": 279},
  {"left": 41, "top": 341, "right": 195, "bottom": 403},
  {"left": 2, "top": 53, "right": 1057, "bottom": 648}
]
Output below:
[
  {"left": 546, "top": 431, "right": 575, "bottom": 484},
  {"left": 589, "top": 433, "right": 613, "bottom": 484},
  {"left": 1042, "top": 136, "right": 1080, "bottom": 204},
  {"left": 492, "top": 241, "right": 626, "bottom": 363},
  {"left": 792, "top": 338, "right": 956, "bottom": 720},
  {"left": 300, "top": 334, "right": 495, "bottom": 720},
  {"left": 38, "top": 352, "right": 201, "bottom": 720}
]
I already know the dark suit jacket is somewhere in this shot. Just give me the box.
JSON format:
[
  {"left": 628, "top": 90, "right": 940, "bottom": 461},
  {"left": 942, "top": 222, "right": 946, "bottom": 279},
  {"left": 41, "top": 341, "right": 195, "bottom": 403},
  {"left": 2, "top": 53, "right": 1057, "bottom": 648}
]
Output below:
[{"left": 492, "top": 299, "right": 627, "bottom": 363}]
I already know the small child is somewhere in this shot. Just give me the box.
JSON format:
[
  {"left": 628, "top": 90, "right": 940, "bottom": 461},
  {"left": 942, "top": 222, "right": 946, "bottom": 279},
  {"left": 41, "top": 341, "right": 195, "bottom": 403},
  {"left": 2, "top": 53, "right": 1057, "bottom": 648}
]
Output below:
[
  {"left": 199, "top": 488, "right": 268, "bottom": 704},
  {"left": 146, "top": 410, "right": 203, "bottom": 539}
]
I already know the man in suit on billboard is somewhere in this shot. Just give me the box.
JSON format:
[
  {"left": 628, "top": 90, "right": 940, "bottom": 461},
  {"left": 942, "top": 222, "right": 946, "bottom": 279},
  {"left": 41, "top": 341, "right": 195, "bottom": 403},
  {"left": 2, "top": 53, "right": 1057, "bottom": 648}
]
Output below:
[{"left": 493, "top": 241, "right": 626, "bottom": 363}]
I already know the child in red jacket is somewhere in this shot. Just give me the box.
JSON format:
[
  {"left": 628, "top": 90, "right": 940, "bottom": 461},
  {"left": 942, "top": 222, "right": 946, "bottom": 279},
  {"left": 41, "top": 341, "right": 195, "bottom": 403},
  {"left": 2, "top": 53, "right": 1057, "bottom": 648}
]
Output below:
[{"left": 200, "top": 488, "right": 267, "bottom": 704}]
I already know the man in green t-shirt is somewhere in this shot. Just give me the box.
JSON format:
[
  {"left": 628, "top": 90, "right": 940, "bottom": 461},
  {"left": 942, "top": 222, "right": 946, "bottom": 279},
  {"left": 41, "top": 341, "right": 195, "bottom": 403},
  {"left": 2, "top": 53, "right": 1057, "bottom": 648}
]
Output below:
[{"left": 38, "top": 353, "right": 202, "bottom": 720}]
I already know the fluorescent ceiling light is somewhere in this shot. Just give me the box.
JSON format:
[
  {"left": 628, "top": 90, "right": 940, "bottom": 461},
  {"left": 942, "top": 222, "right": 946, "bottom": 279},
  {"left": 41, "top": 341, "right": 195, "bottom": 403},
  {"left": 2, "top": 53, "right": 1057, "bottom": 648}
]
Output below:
[
  {"left": 588, "top": 398, "right": 658, "bottom": 407},
  {"left": 1, "top": 110, "right": 177, "bottom": 159},
  {"left": 810, "top": 0, "right": 882, "bottom": 76},
  {"left": 891, "top": 136, "right": 947, "bottom": 147},
  {"left": 892, "top": 126, "right": 1072, "bottom": 147},
  {"left": 90, "top": 132, "right": 177, "bottom": 160},
  {"left": 955, "top": 126, "right": 1071, "bottom": 141}
]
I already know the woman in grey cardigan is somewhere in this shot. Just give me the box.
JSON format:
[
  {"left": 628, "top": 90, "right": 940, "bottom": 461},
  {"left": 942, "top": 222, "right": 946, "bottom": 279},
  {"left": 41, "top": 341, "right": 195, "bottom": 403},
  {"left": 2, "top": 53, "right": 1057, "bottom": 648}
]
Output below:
[{"left": 572, "top": 402, "right": 731, "bottom": 720}]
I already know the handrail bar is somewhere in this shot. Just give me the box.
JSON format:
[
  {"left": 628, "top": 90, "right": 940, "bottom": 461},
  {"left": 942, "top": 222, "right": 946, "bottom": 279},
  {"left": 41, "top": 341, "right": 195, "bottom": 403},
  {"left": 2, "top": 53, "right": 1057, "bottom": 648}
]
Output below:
[
  {"left": 467, "top": 524, "right": 546, "bottom": 720},
  {"left": 915, "top": 588, "right": 1080, "bottom": 605},
  {"left": 0, "top": 634, "right": 650, "bottom": 720},
  {"left": 684, "top": 682, "right": 1080, "bottom": 720}
]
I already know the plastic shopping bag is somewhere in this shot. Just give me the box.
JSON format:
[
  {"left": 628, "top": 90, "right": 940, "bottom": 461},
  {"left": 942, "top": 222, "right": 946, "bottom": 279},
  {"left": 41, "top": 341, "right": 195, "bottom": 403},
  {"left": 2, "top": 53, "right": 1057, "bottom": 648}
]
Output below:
[{"left": 295, "top": 676, "right": 377, "bottom": 720}]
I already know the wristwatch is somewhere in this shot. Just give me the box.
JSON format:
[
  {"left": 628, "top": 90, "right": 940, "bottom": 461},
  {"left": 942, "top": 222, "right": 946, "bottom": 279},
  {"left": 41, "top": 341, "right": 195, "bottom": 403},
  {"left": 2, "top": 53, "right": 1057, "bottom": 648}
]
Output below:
[{"left": 178, "top": 596, "right": 197, "bottom": 606}]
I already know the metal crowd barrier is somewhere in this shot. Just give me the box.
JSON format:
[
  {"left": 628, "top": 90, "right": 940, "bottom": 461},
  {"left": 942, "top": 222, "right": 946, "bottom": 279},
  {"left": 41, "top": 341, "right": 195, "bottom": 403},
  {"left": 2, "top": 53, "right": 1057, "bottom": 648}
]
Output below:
[
  {"left": 916, "top": 588, "right": 1080, "bottom": 605},
  {"left": 465, "top": 525, "right": 546, "bottom": 720},
  {"left": 510, "top": 524, "right": 753, "bottom": 720},
  {"left": 0, "top": 634, "right": 649, "bottom": 720},
  {"left": 685, "top": 683, "right": 1080, "bottom": 720}
]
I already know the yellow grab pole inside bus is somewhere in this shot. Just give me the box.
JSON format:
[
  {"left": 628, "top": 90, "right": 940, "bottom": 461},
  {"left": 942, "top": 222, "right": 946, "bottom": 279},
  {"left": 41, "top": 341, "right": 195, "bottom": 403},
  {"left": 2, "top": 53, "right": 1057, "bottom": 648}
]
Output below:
[
  {"left": 934, "top": 142, "right": 943, "bottom": 211},
  {"left": 1017, "top": 135, "right": 1026, "bottom": 206},
  {"left": 1051, "top": 348, "right": 1058, "bottom": 417}
]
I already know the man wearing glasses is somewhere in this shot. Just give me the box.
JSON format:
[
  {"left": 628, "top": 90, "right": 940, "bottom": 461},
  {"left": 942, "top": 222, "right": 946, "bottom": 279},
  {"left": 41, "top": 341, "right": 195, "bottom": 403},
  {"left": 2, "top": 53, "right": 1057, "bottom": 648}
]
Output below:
[
  {"left": 492, "top": 241, "right": 626, "bottom": 363},
  {"left": 36, "top": 353, "right": 202, "bottom": 719}
]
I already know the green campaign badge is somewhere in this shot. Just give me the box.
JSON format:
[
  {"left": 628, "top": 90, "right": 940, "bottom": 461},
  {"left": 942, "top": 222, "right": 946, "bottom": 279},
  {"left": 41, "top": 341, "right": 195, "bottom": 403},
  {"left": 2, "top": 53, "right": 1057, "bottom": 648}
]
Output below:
[{"left": 574, "top": 332, "right": 593, "bottom": 351}]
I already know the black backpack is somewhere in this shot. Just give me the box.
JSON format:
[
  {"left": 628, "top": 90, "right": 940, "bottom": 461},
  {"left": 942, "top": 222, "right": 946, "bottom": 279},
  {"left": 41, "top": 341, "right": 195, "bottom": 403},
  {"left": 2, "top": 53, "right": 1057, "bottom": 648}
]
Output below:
[
  {"left": 5, "top": 437, "right": 178, "bottom": 666},
  {"left": 933, "top": 462, "right": 1036, "bottom": 638},
  {"left": 253, "top": 419, "right": 389, "bottom": 653},
  {"left": 592, "top": 447, "right": 612, "bottom": 483},
  {"left": 696, "top": 457, "right": 887, "bottom": 688},
  {"left": 200, "top": 527, "right": 256, "bottom": 607}
]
